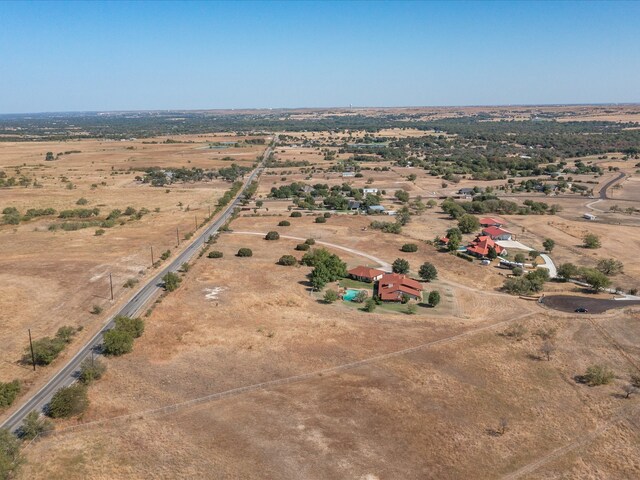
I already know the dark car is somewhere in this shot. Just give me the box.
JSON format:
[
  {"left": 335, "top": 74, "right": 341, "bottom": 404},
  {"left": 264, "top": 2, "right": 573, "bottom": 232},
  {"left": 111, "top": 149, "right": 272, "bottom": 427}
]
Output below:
[{"left": 575, "top": 307, "right": 589, "bottom": 313}]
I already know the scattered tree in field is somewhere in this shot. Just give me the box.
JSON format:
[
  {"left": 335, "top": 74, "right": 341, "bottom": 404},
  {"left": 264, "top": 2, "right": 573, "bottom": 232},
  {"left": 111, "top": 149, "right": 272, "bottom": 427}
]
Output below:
[
  {"left": 428, "top": 290, "right": 441, "bottom": 307},
  {"left": 102, "top": 329, "right": 134, "bottom": 356},
  {"left": 303, "top": 248, "right": 347, "bottom": 290},
  {"left": 48, "top": 384, "right": 88, "bottom": 418},
  {"left": 446, "top": 227, "right": 462, "bottom": 244},
  {"left": 419, "top": 262, "right": 437, "bottom": 281},
  {"left": 323, "top": 289, "right": 339, "bottom": 303},
  {"left": 290, "top": 211, "right": 302, "bottom": 217},
  {"left": 394, "top": 189, "right": 410, "bottom": 203},
  {"left": 583, "top": 233, "right": 601, "bottom": 249},
  {"left": 557, "top": 262, "right": 579, "bottom": 280},
  {"left": 323, "top": 212, "right": 331, "bottom": 218},
  {"left": 19, "top": 410, "right": 53, "bottom": 440},
  {"left": 529, "top": 250, "right": 539, "bottom": 261},
  {"left": 542, "top": 238, "right": 555, "bottom": 252},
  {"left": 237, "top": 248, "right": 253, "bottom": 257},
  {"left": 278, "top": 220, "right": 290, "bottom": 227},
  {"left": 91, "top": 305, "right": 103, "bottom": 315},
  {"left": 540, "top": 341, "right": 556, "bottom": 361},
  {"left": 582, "top": 268, "right": 611, "bottom": 292},
  {"left": 458, "top": 214, "right": 480, "bottom": 234},
  {"left": 277, "top": 255, "right": 297, "bottom": 266},
  {"left": 208, "top": 250, "right": 223, "bottom": 258},
  {"left": 426, "top": 199, "right": 437, "bottom": 208},
  {"left": 401, "top": 243, "right": 418, "bottom": 253},
  {"left": 514, "top": 253, "right": 526, "bottom": 265},
  {"left": 363, "top": 298, "right": 377, "bottom": 312},
  {"left": 0, "top": 428, "right": 22, "bottom": 478},
  {"left": 0, "top": 380, "right": 21, "bottom": 409},
  {"left": 512, "top": 267, "right": 523, "bottom": 276},
  {"left": 623, "top": 384, "right": 637, "bottom": 399},
  {"left": 392, "top": 258, "right": 410, "bottom": 274},
  {"left": 179, "top": 262, "right": 190, "bottom": 273},
  {"left": 305, "top": 238, "right": 315, "bottom": 245},
  {"left": 596, "top": 258, "right": 624, "bottom": 276},
  {"left": 45, "top": 151, "right": 55, "bottom": 161},
  {"left": 78, "top": 358, "right": 106, "bottom": 385},
  {"left": 162, "top": 272, "right": 182, "bottom": 292},
  {"left": 76, "top": 197, "right": 88, "bottom": 205},
  {"left": 583, "top": 365, "right": 615, "bottom": 386},
  {"left": 315, "top": 216, "right": 327, "bottom": 223},
  {"left": 295, "top": 243, "right": 310, "bottom": 251},
  {"left": 265, "top": 231, "right": 280, "bottom": 240}
]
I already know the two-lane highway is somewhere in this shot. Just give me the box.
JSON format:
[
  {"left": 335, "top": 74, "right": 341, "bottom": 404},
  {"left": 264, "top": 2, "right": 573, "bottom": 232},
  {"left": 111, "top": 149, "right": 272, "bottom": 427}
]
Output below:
[{"left": 0, "top": 138, "right": 275, "bottom": 433}]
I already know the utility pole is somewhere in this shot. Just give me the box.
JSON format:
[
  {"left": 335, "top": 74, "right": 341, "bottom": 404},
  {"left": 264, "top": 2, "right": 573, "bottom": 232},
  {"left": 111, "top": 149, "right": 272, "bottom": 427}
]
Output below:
[
  {"left": 28, "top": 329, "right": 36, "bottom": 371},
  {"left": 109, "top": 273, "right": 114, "bottom": 301},
  {"left": 176, "top": 227, "right": 180, "bottom": 246},
  {"left": 150, "top": 246, "right": 154, "bottom": 266}
]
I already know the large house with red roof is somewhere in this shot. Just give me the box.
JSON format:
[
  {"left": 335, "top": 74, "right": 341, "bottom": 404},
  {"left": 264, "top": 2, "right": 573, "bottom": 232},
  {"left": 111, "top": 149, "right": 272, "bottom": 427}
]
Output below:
[
  {"left": 481, "top": 226, "right": 514, "bottom": 241},
  {"left": 376, "top": 273, "right": 423, "bottom": 302},
  {"left": 347, "top": 266, "right": 386, "bottom": 283},
  {"left": 466, "top": 235, "right": 506, "bottom": 258}
]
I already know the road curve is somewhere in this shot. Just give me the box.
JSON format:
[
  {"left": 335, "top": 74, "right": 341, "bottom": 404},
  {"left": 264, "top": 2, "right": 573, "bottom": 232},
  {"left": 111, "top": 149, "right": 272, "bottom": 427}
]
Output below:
[{"left": 0, "top": 139, "right": 276, "bottom": 433}]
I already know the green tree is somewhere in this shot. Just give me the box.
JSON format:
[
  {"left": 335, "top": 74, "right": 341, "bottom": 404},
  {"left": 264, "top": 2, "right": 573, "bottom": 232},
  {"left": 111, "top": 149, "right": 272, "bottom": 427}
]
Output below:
[
  {"left": 418, "top": 262, "right": 437, "bottom": 281},
  {"left": 208, "top": 250, "right": 223, "bottom": 258},
  {"left": 401, "top": 243, "right": 418, "bottom": 253},
  {"left": 102, "top": 329, "right": 134, "bottom": 356},
  {"left": 78, "top": 358, "right": 106, "bottom": 385},
  {"left": 0, "top": 380, "right": 21, "bottom": 408},
  {"left": 487, "top": 246, "right": 498, "bottom": 260},
  {"left": 514, "top": 253, "right": 526, "bottom": 265},
  {"left": 445, "top": 227, "right": 463, "bottom": 243},
  {"left": 19, "top": 411, "right": 53, "bottom": 440},
  {"left": 428, "top": 290, "right": 441, "bottom": 307},
  {"left": 582, "top": 268, "right": 611, "bottom": 292},
  {"left": 162, "top": 271, "right": 182, "bottom": 292},
  {"left": 394, "top": 189, "right": 410, "bottom": 203},
  {"left": 457, "top": 214, "right": 480, "bottom": 234},
  {"left": 392, "top": 258, "right": 410, "bottom": 274},
  {"left": 542, "top": 238, "right": 555, "bottom": 252},
  {"left": 529, "top": 250, "right": 540, "bottom": 261},
  {"left": 583, "top": 365, "right": 615, "bottom": 386},
  {"left": 583, "top": 233, "right": 601, "bottom": 249},
  {"left": 406, "top": 303, "right": 417, "bottom": 315},
  {"left": 48, "top": 384, "right": 89, "bottom": 418},
  {"left": 237, "top": 248, "right": 253, "bottom": 257},
  {"left": 596, "top": 258, "right": 624, "bottom": 276},
  {"left": 323, "top": 289, "right": 339, "bottom": 303},
  {"left": 354, "top": 290, "right": 368, "bottom": 303},
  {"left": 265, "top": 231, "right": 280, "bottom": 240},
  {"left": 0, "top": 428, "right": 23, "bottom": 478},
  {"left": 278, "top": 220, "right": 290, "bottom": 227},
  {"left": 277, "top": 255, "right": 297, "bottom": 266},
  {"left": 114, "top": 316, "right": 144, "bottom": 338},
  {"left": 363, "top": 298, "right": 377, "bottom": 312},
  {"left": 557, "top": 262, "right": 579, "bottom": 280}
]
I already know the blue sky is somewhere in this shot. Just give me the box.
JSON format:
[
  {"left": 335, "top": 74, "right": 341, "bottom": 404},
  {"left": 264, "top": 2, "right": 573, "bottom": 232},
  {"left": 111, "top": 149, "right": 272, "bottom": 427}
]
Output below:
[{"left": 0, "top": 1, "right": 639, "bottom": 113}]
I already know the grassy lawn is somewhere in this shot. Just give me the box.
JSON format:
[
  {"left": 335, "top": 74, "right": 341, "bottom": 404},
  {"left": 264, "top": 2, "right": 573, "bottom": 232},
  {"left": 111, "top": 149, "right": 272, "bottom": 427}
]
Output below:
[{"left": 338, "top": 278, "right": 374, "bottom": 290}]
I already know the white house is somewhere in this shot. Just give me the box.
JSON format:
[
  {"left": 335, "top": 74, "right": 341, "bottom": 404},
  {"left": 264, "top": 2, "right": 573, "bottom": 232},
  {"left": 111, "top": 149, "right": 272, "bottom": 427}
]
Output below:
[{"left": 363, "top": 188, "right": 379, "bottom": 194}]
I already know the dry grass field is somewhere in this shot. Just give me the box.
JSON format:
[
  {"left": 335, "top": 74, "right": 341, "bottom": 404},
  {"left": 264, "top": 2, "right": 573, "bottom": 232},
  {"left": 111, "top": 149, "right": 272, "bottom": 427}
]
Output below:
[
  {"left": 18, "top": 214, "right": 640, "bottom": 479},
  {"left": 0, "top": 135, "right": 268, "bottom": 407}
]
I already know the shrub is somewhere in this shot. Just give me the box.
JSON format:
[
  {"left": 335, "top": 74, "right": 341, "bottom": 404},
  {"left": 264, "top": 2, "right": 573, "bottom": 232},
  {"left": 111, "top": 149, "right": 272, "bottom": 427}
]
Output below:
[
  {"left": 581, "top": 268, "right": 611, "bottom": 292},
  {"left": 315, "top": 216, "right": 327, "bottom": 223},
  {"left": 91, "top": 305, "right": 103, "bottom": 315},
  {"left": 354, "top": 290, "right": 369, "bottom": 303},
  {"left": 428, "top": 290, "right": 441, "bottom": 307},
  {"left": 78, "top": 358, "right": 106, "bottom": 385},
  {"left": 0, "top": 428, "right": 23, "bottom": 478},
  {"left": 295, "top": 243, "right": 310, "bottom": 251},
  {"left": 55, "top": 326, "right": 77, "bottom": 343},
  {"left": 19, "top": 410, "right": 53, "bottom": 440},
  {"left": 94, "top": 229, "right": 105, "bottom": 236},
  {"left": 596, "top": 258, "right": 624, "bottom": 276},
  {"left": 123, "top": 278, "right": 139, "bottom": 288},
  {"left": 583, "top": 233, "right": 601, "bottom": 249},
  {"left": 406, "top": 303, "right": 417, "bottom": 315},
  {"left": 208, "top": 250, "right": 223, "bottom": 258},
  {"left": 278, "top": 255, "right": 297, "bottom": 266},
  {"left": 401, "top": 243, "right": 418, "bottom": 253},
  {"left": 237, "top": 248, "right": 253, "bottom": 257},
  {"left": 27, "top": 337, "right": 66, "bottom": 366},
  {"left": 76, "top": 197, "right": 88, "bottom": 205},
  {"left": 265, "top": 231, "right": 280, "bottom": 240},
  {"left": 278, "top": 220, "right": 291, "bottom": 227},
  {"left": 0, "top": 380, "right": 21, "bottom": 408},
  {"left": 114, "top": 315, "right": 144, "bottom": 338},
  {"left": 363, "top": 298, "right": 377, "bottom": 312},
  {"left": 290, "top": 211, "right": 302, "bottom": 217},
  {"left": 162, "top": 272, "right": 182, "bottom": 292},
  {"left": 323, "top": 289, "right": 339, "bottom": 303},
  {"left": 419, "top": 262, "right": 437, "bottom": 281},
  {"left": 102, "top": 329, "right": 134, "bottom": 356},
  {"left": 48, "top": 384, "right": 88, "bottom": 418},
  {"left": 392, "top": 258, "right": 410, "bottom": 274},
  {"left": 123, "top": 206, "right": 136, "bottom": 216},
  {"left": 502, "top": 323, "right": 527, "bottom": 340},
  {"left": 160, "top": 249, "right": 171, "bottom": 261},
  {"left": 557, "top": 262, "right": 579, "bottom": 280},
  {"left": 583, "top": 365, "right": 615, "bottom": 386},
  {"left": 512, "top": 267, "right": 524, "bottom": 277},
  {"left": 304, "top": 238, "right": 315, "bottom": 245},
  {"left": 323, "top": 212, "right": 331, "bottom": 218}
]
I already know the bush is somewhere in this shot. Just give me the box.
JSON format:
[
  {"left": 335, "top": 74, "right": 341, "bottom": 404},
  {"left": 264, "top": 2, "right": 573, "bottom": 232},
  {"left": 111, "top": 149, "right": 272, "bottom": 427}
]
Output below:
[
  {"left": 114, "top": 315, "right": 144, "bottom": 338},
  {"left": 208, "top": 250, "right": 223, "bottom": 258},
  {"left": 19, "top": 410, "right": 53, "bottom": 440},
  {"left": 102, "top": 329, "right": 134, "bottom": 356},
  {"left": 162, "top": 271, "right": 182, "bottom": 292},
  {"left": 392, "top": 258, "right": 410, "bottom": 274},
  {"left": 354, "top": 290, "right": 369, "bottom": 303},
  {"left": 419, "top": 262, "right": 437, "bottom": 281},
  {"left": 76, "top": 197, "right": 88, "bottom": 205},
  {"left": 428, "top": 290, "right": 441, "bottom": 307},
  {"left": 323, "top": 212, "right": 331, "bottom": 218},
  {"left": 48, "top": 384, "right": 88, "bottom": 418},
  {"left": 91, "top": 305, "right": 103, "bottom": 315},
  {"left": 406, "top": 303, "right": 417, "bottom": 315},
  {"left": 27, "top": 336, "right": 66, "bottom": 366},
  {"left": 363, "top": 298, "right": 377, "bottom": 312},
  {"left": 583, "top": 365, "right": 615, "bottom": 386},
  {"left": 123, "top": 278, "right": 139, "bottom": 288},
  {"left": 596, "top": 258, "right": 624, "bottom": 276},
  {"left": 557, "top": 262, "right": 579, "bottom": 280},
  {"left": 0, "top": 428, "right": 22, "bottom": 479},
  {"left": 290, "top": 211, "right": 302, "bottom": 217},
  {"left": 502, "top": 323, "right": 527, "bottom": 340},
  {"left": 265, "top": 231, "right": 280, "bottom": 240},
  {"left": 581, "top": 268, "right": 611, "bottom": 292},
  {"left": 304, "top": 238, "right": 315, "bottom": 245},
  {"left": 94, "top": 228, "right": 105, "bottom": 236},
  {"left": 295, "top": 243, "right": 310, "bottom": 251},
  {"left": 78, "top": 358, "right": 106, "bottom": 385},
  {"left": 278, "top": 255, "right": 297, "bottom": 266},
  {"left": 278, "top": 220, "right": 291, "bottom": 227},
  {"left": 237, "top": 248, "right": 253, "bottom": 257},
  {"left": 583, "top": 233, "right": 601, "bottom": 249},
  {"left": 0, "top": 380, "right": 21, "bottom": 408},
  {"left": 401, "top": 243, "right": 418, "bottom": 253},
  {"left": 315, "top": 216, "right": 327, "bottom": 223},
  {"left": 323, "top": 289, "right": 339, "bottom": 303}
]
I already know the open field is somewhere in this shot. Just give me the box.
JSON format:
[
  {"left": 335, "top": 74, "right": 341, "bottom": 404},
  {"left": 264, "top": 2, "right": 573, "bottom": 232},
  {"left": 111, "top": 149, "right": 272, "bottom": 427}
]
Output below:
[
  {"left": 17, "top": 218, "right": 640, "bottom": 479},
  {"left": 0, "top": 136, "right": 269, "bottom": 406}
]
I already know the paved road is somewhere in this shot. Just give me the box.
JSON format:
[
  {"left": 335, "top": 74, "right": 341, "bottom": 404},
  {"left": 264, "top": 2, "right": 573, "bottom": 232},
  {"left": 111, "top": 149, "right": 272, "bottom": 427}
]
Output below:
[
  {"left": 599, "top": 171, "right": 626, "bottom": 200},
  {"left": 0, "top": 139, "right": 276, "bottom": 434}
]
